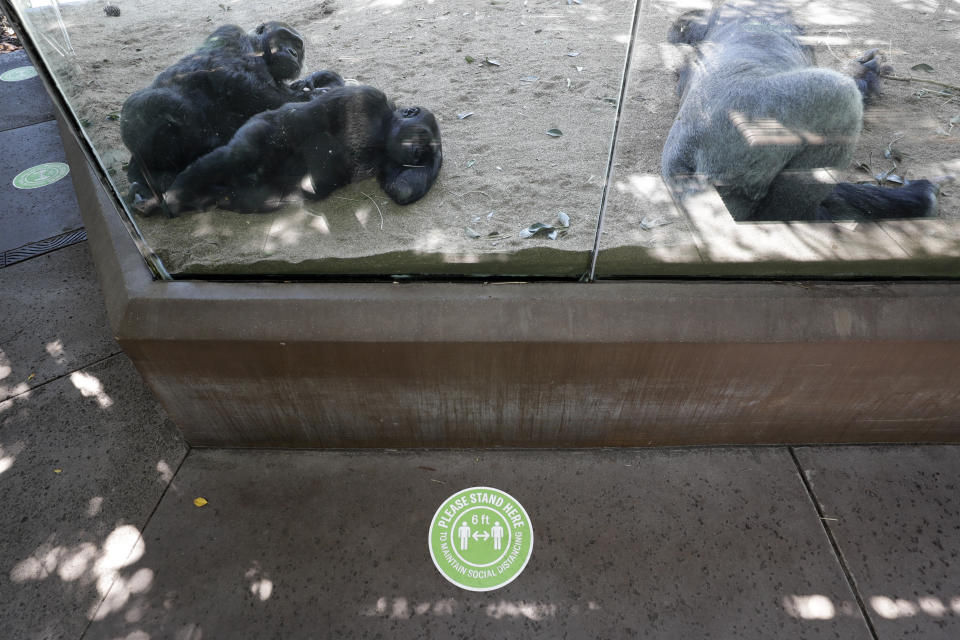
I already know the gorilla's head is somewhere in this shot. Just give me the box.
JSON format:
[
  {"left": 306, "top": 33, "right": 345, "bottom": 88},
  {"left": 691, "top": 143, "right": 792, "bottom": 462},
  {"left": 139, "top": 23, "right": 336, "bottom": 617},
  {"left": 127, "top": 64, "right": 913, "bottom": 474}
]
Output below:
[
  {"left": 378, "top": 105, "right": 443, "bottom": 205},
  {"left": 386, "top": 106, "right": 442, "bottom": 168},
  {"left": 667, "top": 9, "right": 710, "bottom": 46},
  {"left": 253, "top": 22, "right": 305, "bottom": 81}
]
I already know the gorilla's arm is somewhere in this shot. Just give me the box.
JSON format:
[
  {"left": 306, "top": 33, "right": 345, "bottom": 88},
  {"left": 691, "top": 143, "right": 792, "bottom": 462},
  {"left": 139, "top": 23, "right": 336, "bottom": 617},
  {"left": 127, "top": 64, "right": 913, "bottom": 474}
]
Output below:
[
  {"left": 121, "top": 22, "right": 344, "bottom": 201},
  {"left": 378, "top": 154, "right": 443, "bottom": 206},
  {"left": 139, "top": 85, "right": 443, "bottom": 216},
  {"left": 142, "top": 112, "right": 302, "bottom": 216},
  {"left": 140, "top": 94, "right": 355, "bottom": 216}
]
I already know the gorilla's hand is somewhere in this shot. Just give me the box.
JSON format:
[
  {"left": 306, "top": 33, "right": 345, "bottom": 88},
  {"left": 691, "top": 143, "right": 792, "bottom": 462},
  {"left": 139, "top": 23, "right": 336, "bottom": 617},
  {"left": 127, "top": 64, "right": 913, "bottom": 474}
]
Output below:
[
  {"left": 290, "top": 70, "right": 345, "bottom": 96},
  {"left": 851, "top": 49, "right": 892, "bottom": 103}
]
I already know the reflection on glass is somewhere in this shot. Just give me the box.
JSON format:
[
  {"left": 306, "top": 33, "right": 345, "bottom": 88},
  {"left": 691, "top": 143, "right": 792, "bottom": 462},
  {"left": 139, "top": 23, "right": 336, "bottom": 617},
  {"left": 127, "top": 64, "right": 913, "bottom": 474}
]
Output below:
[
  {"left": 8, "top": 0, "right": 635, "bottom": 278},
  {"left": 599, "top": 0, "right": 960, "bottom": 277},
  {"left": 662, "top": 4, "right": 940, "bottom": 222}
]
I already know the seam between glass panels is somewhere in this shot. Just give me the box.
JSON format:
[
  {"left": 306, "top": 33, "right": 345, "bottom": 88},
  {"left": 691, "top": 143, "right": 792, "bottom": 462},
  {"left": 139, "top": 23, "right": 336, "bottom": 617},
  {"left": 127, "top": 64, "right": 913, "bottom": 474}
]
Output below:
[{"left": 587, "top": 0, "right": 647, "bottom": 282}]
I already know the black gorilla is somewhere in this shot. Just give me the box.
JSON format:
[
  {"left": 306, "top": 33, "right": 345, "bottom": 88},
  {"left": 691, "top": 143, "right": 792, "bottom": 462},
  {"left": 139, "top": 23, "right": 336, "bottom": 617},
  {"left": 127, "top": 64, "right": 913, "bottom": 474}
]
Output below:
[
  {"left": 120, "top": 22, "right": 343, "bottom": 200},
  {"left": 138, "top": 85, "right": 443, "bottom": 216},
  {"left": 662, "top": 3, "right": 940, "bottom": 221}
]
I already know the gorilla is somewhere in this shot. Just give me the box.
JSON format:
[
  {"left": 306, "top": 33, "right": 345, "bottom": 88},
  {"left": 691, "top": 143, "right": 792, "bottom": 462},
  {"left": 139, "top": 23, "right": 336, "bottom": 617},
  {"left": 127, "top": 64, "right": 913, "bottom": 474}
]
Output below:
[
  {"left": 120, "top": 22, "right": 343, "bottom": 200},
  {"left": 137, "top": 85, "right": 443, "bottom": 216},
  {"left": 662, "top": 3, "right": 941, "bottom": 222}
]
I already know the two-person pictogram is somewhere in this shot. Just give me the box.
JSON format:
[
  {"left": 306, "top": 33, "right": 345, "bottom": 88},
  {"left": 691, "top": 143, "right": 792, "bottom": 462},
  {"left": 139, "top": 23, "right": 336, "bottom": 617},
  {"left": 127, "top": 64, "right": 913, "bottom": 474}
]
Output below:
[
  {"left": 429, "top": 487, "right": 534, "bottom": 592},
  {"left": 457, "top": 519, "right": 505, "bottom": 551}
]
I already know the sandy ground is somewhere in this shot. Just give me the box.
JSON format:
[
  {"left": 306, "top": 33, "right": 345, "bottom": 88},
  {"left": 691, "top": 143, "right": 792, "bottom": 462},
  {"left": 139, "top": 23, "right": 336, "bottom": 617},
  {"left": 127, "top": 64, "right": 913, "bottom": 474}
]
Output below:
[{"left": 14, "top": 0, "right": 960, "bottom": 277}]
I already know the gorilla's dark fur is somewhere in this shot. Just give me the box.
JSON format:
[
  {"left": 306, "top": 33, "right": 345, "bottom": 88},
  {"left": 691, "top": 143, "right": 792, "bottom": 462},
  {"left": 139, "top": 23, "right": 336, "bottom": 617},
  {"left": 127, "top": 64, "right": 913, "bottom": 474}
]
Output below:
[
  {"left": 138, "top": 85, "right": 443, "bottom": 216},
  {"left": 662, "top": 3, "right": 940, "bottom": 221},
  {"left": 120, "top": 22, "right": 343, "bottom": 200}
]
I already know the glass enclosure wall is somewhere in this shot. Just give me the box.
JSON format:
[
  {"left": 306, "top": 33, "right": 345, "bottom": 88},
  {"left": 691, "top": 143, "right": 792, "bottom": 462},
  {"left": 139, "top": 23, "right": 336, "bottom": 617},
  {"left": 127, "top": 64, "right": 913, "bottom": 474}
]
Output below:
[
  {"left": 4, "top": 0, "right": 959, "bottom": 279},
  {"left": 6, "top": 0, "right": 632, "bottom": 278}
]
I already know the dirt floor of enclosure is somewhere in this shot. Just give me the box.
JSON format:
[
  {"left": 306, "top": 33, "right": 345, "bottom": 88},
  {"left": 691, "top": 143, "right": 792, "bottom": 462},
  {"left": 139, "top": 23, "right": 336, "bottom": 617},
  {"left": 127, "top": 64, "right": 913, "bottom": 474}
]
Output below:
[{"left": 18, "top": 0, "right": 960, "bottom": 277}]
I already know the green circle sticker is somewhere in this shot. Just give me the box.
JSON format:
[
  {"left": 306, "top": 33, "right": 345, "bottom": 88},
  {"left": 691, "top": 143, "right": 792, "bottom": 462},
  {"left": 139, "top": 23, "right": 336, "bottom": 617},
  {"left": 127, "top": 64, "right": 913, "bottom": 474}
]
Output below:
[
  {"left": 0, "top": 66, "right": 38, "bottom": 82},
  {"left": 12, "top": 163, "right": 70, "bottom": 189},
  {"left": 429, "top": 486, "right": 533, "bottom": 591}
]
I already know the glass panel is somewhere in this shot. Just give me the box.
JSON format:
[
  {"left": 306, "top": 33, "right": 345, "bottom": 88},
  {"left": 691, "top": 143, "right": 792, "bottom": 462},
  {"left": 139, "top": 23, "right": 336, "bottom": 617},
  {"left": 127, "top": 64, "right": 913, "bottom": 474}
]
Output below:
[
  {"left": 598, "top": 0, "right": 960, "bottom": 278},
  {"left": 10, "top": 0, "right": 959, "bottom": 281},
  {"left": 6, "top": 0, "right": 636, "bottom": 279}
]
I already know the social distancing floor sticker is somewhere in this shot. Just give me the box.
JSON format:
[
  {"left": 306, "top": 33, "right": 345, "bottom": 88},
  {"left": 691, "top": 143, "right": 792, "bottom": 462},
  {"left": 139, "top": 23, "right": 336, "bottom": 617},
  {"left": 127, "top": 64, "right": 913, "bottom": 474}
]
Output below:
[
  {"left": 0, "top": 66, "right": 37, "bottom": 82},
  {"left": 429, "top": 486, "right": 533, "bottom": 592},
  {"left": 12, "top": 162, "right": 69, "bottom": 189}
]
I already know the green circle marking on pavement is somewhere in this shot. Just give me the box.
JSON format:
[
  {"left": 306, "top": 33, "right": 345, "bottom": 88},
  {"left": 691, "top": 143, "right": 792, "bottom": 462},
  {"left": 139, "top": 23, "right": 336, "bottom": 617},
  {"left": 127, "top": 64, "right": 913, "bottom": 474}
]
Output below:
[
  {"left": 12, "top": 163, "right": 70, "bottom": 189},
  {"left": 429, "top": 486, "right": 533, "bottom": 592},
  {"left": 1, "top": 66, "right": 38, "bottom": 82}
]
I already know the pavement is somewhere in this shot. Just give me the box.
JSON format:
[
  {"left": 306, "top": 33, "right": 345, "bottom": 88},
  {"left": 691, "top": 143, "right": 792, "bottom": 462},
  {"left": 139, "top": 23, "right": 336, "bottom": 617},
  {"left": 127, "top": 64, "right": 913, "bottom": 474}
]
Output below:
[{"left": 1, "top": 46, "right": 959, "bottom": 640}]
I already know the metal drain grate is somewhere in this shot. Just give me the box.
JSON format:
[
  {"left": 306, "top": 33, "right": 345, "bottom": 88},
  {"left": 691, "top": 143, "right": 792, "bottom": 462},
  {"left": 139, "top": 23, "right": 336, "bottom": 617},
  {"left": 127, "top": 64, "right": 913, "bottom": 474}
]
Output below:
[{"left": 1, "top": 228, "right": 87, "bottom": 268}]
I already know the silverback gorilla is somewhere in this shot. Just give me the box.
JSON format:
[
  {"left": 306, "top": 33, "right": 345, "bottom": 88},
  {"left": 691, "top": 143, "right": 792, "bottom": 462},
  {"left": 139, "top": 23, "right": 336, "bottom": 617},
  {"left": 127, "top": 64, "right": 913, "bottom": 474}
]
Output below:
[
  {"left": 138, "top": 85, "right": 443, "bottom": 216},
  {"left": 662, "top": 3, "right": 940, "bottom": 221},
  {"left": 120, "top": 22, "right": 342, "bottom": 200}
]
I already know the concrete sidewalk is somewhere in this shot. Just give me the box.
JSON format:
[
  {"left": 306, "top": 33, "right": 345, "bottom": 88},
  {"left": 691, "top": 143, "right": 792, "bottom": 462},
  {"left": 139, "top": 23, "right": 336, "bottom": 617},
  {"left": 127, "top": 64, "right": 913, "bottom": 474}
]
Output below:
[{"left": 1, "top": 48, "right": 958, "bottom": 640}]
